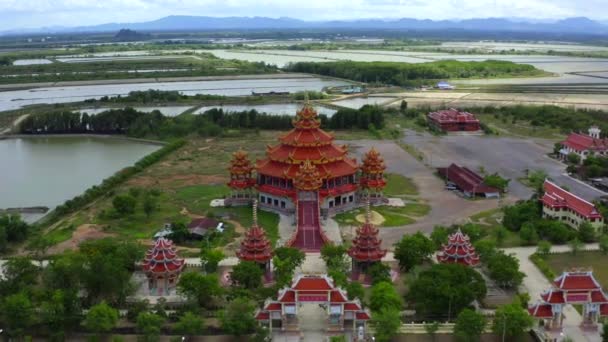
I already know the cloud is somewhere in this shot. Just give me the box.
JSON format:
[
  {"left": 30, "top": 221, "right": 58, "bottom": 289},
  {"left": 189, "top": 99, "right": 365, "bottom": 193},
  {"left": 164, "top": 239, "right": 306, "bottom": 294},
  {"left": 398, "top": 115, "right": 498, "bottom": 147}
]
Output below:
[{"left": 0, "top": 0, "right": 605, "bottom": 31}]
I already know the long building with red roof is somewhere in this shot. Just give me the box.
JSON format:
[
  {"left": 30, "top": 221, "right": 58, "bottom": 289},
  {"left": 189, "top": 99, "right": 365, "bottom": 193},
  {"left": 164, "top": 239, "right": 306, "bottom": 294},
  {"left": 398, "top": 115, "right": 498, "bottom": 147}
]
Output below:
[
  {"left": 559, "top": 126, "right": 607, "bottom": 164},
  {"left": 529, "top": 270, "right": 608, "bottom": 332},
  {"left": 427, "top": 108, "right": 481, "bottom": 133},
  {"left": 541, "top": 180, "right": 604, "bottom": 230},
  {"left": 437, "top": 163, "right": 501, "bottom": 198}
]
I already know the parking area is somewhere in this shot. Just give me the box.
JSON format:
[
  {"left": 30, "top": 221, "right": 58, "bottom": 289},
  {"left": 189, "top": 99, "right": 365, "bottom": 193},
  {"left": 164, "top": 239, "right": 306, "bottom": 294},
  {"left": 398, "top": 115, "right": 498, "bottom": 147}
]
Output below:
[{"left": 402, "top": 130, "right": 606, "bottom": 201}]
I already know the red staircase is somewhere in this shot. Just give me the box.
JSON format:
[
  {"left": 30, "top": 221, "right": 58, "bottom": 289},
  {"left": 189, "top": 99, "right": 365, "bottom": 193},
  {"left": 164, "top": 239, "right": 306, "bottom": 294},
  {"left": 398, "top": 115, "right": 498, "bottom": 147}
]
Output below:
[{"left": 288, "top": 194, "right": 327, "bottom": 252}]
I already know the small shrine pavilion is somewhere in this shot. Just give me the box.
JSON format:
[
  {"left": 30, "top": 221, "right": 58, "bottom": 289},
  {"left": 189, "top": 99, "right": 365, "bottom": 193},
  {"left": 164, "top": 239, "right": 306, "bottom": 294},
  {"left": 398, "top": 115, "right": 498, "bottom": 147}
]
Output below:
[
  {"left": 236, "top": 200, "right": 274, "bottom": 280},
  {"left": 226, "top": 149, "right": 256, "bottom": 205},
  {"left": 436, "top": 229, "right": 480, "bottom": 266},
  {"left": 359, "top": 147, "right": 387, "bottom": 204},
  {"left": 529, "top": 270, "right": 608, "bottom": 331},
  {"left": 142, "top": 238, "right": 185, "bottom": 296},
  {"left": 255, "top": 274, "right": 371, "bottom": 333},
  {"left": 348, "top": 200, "right": 387, "bottom": 281}
]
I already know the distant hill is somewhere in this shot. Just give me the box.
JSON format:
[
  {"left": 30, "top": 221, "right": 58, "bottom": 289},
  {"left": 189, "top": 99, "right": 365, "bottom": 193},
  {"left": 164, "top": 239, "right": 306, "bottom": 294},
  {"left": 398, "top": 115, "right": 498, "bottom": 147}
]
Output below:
[{"left": 4, "top": 15, "right": 608, "bottom": 35}]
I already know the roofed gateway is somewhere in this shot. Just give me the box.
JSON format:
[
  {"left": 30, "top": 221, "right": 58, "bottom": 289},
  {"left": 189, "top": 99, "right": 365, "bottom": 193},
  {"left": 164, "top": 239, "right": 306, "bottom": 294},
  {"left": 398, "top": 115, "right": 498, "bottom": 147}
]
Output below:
[{"left": 226, "top": 102, "right": 387, "bottom": 251}]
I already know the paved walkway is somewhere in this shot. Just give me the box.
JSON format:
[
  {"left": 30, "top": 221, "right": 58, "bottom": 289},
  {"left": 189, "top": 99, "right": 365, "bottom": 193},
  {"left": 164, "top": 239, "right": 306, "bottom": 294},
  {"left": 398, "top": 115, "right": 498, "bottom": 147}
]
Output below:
[{"left": 503, "top": 244, "right": 601, "bottom": 342}]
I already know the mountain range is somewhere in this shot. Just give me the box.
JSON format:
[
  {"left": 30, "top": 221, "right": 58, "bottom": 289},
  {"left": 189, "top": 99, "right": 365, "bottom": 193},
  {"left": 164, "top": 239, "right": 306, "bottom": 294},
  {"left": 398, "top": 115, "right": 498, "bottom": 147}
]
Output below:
[{"left": 5, "top": 16, "right": 608, "bottom": 35}]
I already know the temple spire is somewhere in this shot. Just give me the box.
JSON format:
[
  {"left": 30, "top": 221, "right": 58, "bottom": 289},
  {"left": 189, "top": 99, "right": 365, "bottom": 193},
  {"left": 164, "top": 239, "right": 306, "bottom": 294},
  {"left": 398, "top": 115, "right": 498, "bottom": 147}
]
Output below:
[
  {"left": 365, "top": 194, "right": 372, "bottom": 225},
  {"left": 252, "top": 199, "right": 258, "bottom": 227}
]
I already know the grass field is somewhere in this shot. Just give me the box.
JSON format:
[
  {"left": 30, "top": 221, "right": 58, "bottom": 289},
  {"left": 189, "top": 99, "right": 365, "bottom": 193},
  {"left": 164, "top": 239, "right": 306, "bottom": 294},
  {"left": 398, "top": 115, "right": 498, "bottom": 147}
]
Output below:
[
  {"left": 334, "top": 204, "right": 430, "bottom": 227},
  {"left": 469, "top": 207, "right": 523, "bottom": 247},
  {"left": 384, "top": 173, "right": 419, "bottom": 197},
  {"left": 543, "top": 251, "right": 608, "bottom": 288},
  {"left": 478, "top": 114, "right": 565, "bottom": 140}
]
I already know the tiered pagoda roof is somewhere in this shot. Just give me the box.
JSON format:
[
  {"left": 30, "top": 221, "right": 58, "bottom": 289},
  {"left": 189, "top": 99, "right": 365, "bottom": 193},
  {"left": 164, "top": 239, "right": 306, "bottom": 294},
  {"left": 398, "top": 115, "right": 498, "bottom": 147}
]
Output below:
[
  {"left": 529, "top": 270, "right": 608, "bottom": 319},
  {"left": 294, "top": 160, "right": 323, "bottom": 191},
  {"left": 348, "top": 202, "right": 387, "bottom": 263},
  {"left": 142, "top": 238, "right": 185, "bottom": 275},
  {"left": 359, "top": 148, "right": 387, "bottom": 191},
  {"left": 228, "top": 149, "right": 255, "bottom": 190},
  {"left": 437, "top": 229, "right": 480, "bottom": 266},
  {"left": 256, "top": 103, "right": 358, "bottom": 181},
  {"left": 237, "top": 200, "right": 273, "bottom": 264}
]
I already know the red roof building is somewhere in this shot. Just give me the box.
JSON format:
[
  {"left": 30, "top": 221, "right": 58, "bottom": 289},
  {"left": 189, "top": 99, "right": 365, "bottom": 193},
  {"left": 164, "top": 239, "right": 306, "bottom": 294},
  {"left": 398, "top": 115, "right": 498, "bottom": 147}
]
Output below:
[
  {"left": 236, "top": 200, "right": 273, "bottom": 280},
  {"left": 541, "top": 180, "right": 604, "bottom": 230},
  {"left": 187, "top": 217, "right": 220, "bottom": 237},
  {"left": 359, "top": 147, "right": 387, "bottom": 204},
  {"left": 348, "top": 201, "right": 387, "bottom": 281},
  {"left": 559, "top": 127, "right": 607, "bottom": 164},
  {"left": 141, "top": 238, "right": 185, "bottom": 296},
  {"left": 254, "top": 274, "right": 371, "bottom": 333},
  {"left": 427, "top": 108, "right": 481, "bottom": 133},
  {"left": 437, "top": 163, "right": 501, "bottom": 198},
  {"left": 437, "top": 229, "right": 480, "bottom": 266},
  {"left": 529, "top": 270, "right": 608, "bottom": 332}
]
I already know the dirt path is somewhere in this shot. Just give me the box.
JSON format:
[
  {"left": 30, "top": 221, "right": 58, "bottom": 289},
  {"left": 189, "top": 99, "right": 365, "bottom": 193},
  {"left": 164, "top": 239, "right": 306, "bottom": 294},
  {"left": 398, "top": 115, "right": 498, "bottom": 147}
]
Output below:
[
  {"left": 47, "top": 224, "right": 115, "bottom": 254},
  {"left": 0, "top": 114, "right": 28, "bottom": 135}
]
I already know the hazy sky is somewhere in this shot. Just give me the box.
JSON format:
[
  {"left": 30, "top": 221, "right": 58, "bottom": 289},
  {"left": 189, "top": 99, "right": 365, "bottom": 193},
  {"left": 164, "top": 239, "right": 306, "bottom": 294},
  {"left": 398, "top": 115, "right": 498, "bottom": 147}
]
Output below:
[{"left": 0, "top": 0, "right": 606, "bottom": 30}]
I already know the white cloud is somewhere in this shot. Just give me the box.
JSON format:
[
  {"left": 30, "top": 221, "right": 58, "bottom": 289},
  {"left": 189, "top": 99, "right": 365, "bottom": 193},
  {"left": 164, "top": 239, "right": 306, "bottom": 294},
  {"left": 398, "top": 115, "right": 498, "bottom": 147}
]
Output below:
[{"left": 0, "top": 0, "right": 605, "bottom": 30}]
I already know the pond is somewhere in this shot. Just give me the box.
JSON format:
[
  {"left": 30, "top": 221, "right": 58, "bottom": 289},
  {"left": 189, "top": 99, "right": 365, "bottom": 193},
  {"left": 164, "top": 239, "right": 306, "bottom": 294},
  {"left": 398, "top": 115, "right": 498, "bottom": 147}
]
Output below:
[
  {"left": 0, "top": 136, "right": 160, "bottom": 222},
  {"left": 12, "top": 59, "right": 53, "bottom": 65},
  {"left": 194, "top": 103, "right": 336, "bottom": 116},
  {"left": 0, "top": 75, "right": 350, "bottom": 112}
]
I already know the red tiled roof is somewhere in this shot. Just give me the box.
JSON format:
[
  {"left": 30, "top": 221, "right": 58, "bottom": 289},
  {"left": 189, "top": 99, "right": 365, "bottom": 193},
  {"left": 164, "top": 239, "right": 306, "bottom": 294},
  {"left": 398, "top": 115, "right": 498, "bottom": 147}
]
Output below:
[
  {"left": 541, "top": 290, "right": 565, "bottom": 304},
  {"left": 292, "top": 276, "right": 333, "bottom": 291},
  {"left": 356, "top": 312, "right": 371, "bottom": 320},
  {"left": 255, "top": 311, "right": 269, "bottom": 320},
  {"left": 601, "top": 304, "right": 608, "bottom": 317},
  {"left": 437, "top": 164, "right": 499, "bottom": 194},
  {"left": 344, "top": 303, "right": 362, "bottom": 311},
  {"left": 562, "top": 133, "right": 608, "bottom": 152},
  {"left": 554, "top": 271, "right": 602, "bottom": 291},
  {"left": 591, "top": 290, "right": 608, "bottom": 303},
  {"left": 265, "top": 302, "right": 282, "bottom": 311},
  {"left": 528, "top": 304, "right": 554, "bottom": 318},
  {"left": 188, "top": 217, "right": 219, "bottom": 229},
  {"left": 278, "top": 290, "right": 296, "bottom": 303},
  {"left": 542, "top": 180, "right": 603, "bottom": 219},
  {"left": 428, "top": 109, "right": 480, "bottom": 124},
  {"left": 141, "top": 238, "right": 185, "bottom": 275},
  {"left": 330, "top": 290, "right": 348, "bottom": 303}
]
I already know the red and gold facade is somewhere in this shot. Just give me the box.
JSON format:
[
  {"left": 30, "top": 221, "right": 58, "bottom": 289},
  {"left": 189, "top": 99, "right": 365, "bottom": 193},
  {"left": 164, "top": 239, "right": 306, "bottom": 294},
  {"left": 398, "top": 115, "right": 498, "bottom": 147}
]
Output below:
[
  {"left": 236, "top": 200, "right": 274, "bottom": 279},
  {"left": 254, "top": 103, "right": 375, "bottom": 213},
  {"left": 359, "top": 147, "right": 387, "bottom": 203}
]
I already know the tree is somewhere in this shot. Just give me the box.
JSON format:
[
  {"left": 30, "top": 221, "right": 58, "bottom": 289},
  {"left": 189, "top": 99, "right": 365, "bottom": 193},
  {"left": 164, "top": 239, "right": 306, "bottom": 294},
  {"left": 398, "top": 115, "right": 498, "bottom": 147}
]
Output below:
[
  {"left": 454, "top": 309, "right": 486, "bottom": 342},
  {"left": 200, "top": 248, "right": 224, "bottom": 273},
  {"left": 394, "top": 232, "right": 435, "bottom": 271},
  {"left": 273, "top": 247, "right": 305, "bottom": 287},
  {"left": 84, "top": 301, "right": 119, "bottom": 337},
  {"left": 483, "top": 173, "right": 510, "bottom": 193},
  {"left": 142, "top": 194, "right": 158, "bottom": 218},
  {"left": 519, "top": 222, "right": 539, "bottom": 245},
  {"left": 424, "top": 321, "right": 440, "bottom": 342},
  {"left": 474, "top": 240, "right": 497, "bottom": 260},
  {"left": 2, "top": 292, "right": 34, "bottom": 338},
  {"left": 492, "top": 302, "right": 534, "bottom": 340},
  {"left": 40, "top": 289, "right": 81, "bottom": 339},
  {"left": 400, "top": 100, "right": 408, "bottom": 111},
  {"left": 136, "top": 312, "right": 165, "bottom": 342},
  {"left": 369, "top": 281, "right": 403, "bottom": 313},
  {"left": 231, "top": 261, "right": 264, "bottom": 290},
  {"left": 345, "top": 281, "right": 365, "bottom": 301},
  {"left": 220, "top": 297, "right": 257, "bottom": 336},
  {"left": 177, "top": 273, "right": 223, "bottom": 307},
  {"left": 502, "top": 200, "right": 541, "bottom": 231},
  {"left": 486, "top": 251, "right": 525, "bottom": 288},
  {"left": 537, "top": 240, "right": 552, "bottom": 255},
  {"left": 553, "top": 142, "right": 563, "bottom": 156},
  {"left": 569, "top": 238, "right": 583, "bottom": 255},
  {"left": 367, "top": 262, "right": 392, "bottom": 284},
  {"left": 321, "top": 244, "right": 350, "bottom": 274},
  {"left": 112, "top": 194, "right": 137, "bottom": 216},
  {"left": 567, "top": 153, "right": 581, "bottom": 165},
  {"left": 373, "top": 308, "right": 401, "bottom": 342},
  {"left": 407, "top": 263, "right": 487, "bottom": 317},
  {"left": 578, "top": 222, "right": 597, "bottom": 243},
  {"left": 600, "top": 235, "right": 608, "bottom": 255},
  {"left": 1, "top": 256, "right": 39, "bottom": 295},
  {"left": 430, "top": 225, "right": 449, "bottom": 249},
  {"left": 602, "top": 322, "right": 608, "bottom": 342},
  {"left": 169, "top": 221, "right": 190, "bottom": 243},
  {"left": 495, "top": 226, "right": 507, "bottom": 246},
  {"left": 174, "top": 312, "right": 205, "bottom": 337}
]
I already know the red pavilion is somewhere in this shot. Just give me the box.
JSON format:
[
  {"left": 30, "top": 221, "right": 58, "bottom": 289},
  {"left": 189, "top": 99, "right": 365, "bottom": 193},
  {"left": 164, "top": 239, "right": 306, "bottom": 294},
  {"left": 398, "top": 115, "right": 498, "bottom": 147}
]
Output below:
[
  {"left": 236, "top": 200, "right": 274, "bottom": 280},
  {"left": 348, "top": 200, "right": 387, "bottom": 281},
  {"left": 227, "top": 103, "right": 387, "bottom": 251},
  {"left": 437, "top": 229, "right": 480, "bottom": 266},
  {"left": 142, "top": 238, "right": 185, "bottom": 296}
]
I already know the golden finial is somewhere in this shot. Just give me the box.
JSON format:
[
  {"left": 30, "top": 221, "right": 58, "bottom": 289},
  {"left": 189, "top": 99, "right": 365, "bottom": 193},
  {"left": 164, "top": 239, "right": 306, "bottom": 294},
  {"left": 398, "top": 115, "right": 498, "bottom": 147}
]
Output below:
[
  {"left": 365, "top": 193, "right": 372, "bottom": 224},
  {"left": 252, "top": 199, "right": 258, "bottom": 227}
]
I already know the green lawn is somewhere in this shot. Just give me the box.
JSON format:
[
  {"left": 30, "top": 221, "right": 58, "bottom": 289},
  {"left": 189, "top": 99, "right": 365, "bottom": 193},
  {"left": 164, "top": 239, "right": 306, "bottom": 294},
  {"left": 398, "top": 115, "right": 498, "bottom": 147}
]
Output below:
[
  {"left": 478, "top": 114, "right": 565, "bottom": 140},
  {"left": 543, "top": 251, "right": 608, "bottom": 288},
  {"left": 384, "top": 173, "right": 419, "bottom": 197},
  {"left": 469, "top": 208, "right": 523, "bottom": 248},
  {"left": 334, "top": 204, "right": 430, "bottom": 227}
]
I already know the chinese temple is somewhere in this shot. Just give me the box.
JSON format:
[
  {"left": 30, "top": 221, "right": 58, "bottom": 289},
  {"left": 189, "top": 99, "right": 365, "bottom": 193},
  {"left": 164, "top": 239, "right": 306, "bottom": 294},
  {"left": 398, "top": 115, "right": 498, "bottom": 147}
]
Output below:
[
  {"left": 236, "top": 200, "right": 273, "bottom": 280},
  {"left": 255, "top": 274, "right": 371, "bottom": 333},
  {"left": 348, "top": 200, "right": 387, "bottom": 281},
  {"left": 141, "top": 238, "right": 185, "bottom": 296},
  {"left": 427, "top": 108, "right": 481, "bottom": 133},
  {"left": 437, "top": 229, "right": 480, "bottom": 266},
  {"left": 226, "top": 149, "right": 256, "bottom": 205},
  {"left": 529, "top": 270, "right": 608, "bottom": 331},
  {"left": 227, "top": 102, "right": 387, "bottom": 252}
]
